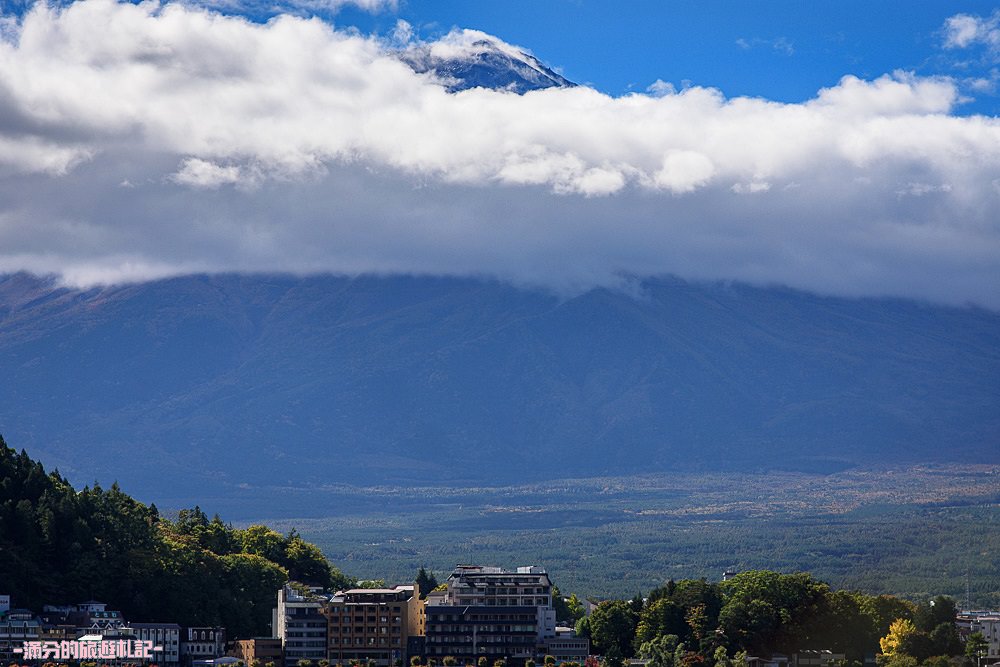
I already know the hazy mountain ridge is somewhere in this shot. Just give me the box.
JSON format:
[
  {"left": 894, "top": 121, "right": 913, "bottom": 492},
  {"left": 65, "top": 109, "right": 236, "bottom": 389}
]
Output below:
[{"left": 0, "top": 272, "right": 997, "bottom": 503}]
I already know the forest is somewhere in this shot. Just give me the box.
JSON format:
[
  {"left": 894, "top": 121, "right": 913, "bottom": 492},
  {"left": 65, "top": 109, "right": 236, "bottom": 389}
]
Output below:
[
  {"left": 570, "top": 574, "right": 974, "bottom": 667},
  {"left": 0, "top": 436, "right": 349, "bottom": 637}
]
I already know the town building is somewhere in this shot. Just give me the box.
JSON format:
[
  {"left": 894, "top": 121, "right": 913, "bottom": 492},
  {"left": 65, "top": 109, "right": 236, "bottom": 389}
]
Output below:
[
  {"left": 792, "top": 651, "right": 847, "bottom": 667},
  {"left": 0, "top": 606, "right": 41, "bottom": 664},
  {"left": 131, "top": 622, "right": 182, "bottom": 666},
  {"left": 231, "top": 637, "right": 284, "bottom": 666},
  {"left": 181, "top": 626, "right": 227, "bottom": 666},
  {"left": 323, "top": 585, "right": 424, "bottom": 667},
  {"left": 275, "top": 585, "right": 329, "bottom": 667},
  {"left": 958, "top": 612, "right": 1000, "bottom": 662},
  {"left": 542, "top": 627, "right": 589, "bottom": 663},
  {"left": 424, "top": 565, "right": 557, "bottom": 666}
]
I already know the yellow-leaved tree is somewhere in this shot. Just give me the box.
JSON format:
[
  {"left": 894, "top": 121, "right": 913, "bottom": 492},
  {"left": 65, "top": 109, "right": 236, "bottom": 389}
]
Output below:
[{"left": 880, "top": 618, "right": 917, "bottom": 656}]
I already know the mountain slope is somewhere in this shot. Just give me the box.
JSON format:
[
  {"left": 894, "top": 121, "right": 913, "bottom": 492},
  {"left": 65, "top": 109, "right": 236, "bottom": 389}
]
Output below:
[
  {"left": 399, "top": 31, "right": 575, "bottom": 93},
  {"left": 0, "top": 272, "right": 997, "bottom": 503}
]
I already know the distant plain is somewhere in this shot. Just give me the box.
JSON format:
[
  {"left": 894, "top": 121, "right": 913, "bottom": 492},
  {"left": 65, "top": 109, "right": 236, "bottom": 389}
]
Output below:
[{"left": 233, "top": 465, "right": 1000, "bottom": 605}]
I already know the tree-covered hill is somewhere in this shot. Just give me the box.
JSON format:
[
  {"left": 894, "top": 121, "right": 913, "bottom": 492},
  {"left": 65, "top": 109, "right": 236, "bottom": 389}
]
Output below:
[
  {"left": 1, "top": 272, "right": 998, "bottom": 510},
  {"left": 0, "top": 436, "right": 350, "bottom": 637}
]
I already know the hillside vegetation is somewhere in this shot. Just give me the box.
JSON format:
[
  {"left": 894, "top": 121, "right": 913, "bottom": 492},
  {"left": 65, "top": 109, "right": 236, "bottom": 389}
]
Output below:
[{"left": 0, "top": 436, "right": 349, "bottom": 636}]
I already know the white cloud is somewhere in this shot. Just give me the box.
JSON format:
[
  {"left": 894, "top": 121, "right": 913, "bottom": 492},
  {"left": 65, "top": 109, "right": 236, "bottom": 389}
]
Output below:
[
  {"left": 896, "top": 182, "right": 952, "bottom": 197},
  {"left": 171, "top": 158, "right": 247, "bottom": 188},
  {"left": 0, "top": 0, "right": 999, "bottom": 308},
  {"left": 736, "top": 36, "right": 794, "bottom": 56},
  {"left": 182, "top": 0, "right": 396, "bottom": 15},
  {"left": 654, "top": 150, "right": 714, "bottom": 194},
  {"left": 731, "top": 181, "right": 771, "bottom": 195},
  {"left": 646, "top": 79, "right": 676, "bottom": 97},
  {"left": 943, "top": 11, "right": 1000, "bottom": 52}
]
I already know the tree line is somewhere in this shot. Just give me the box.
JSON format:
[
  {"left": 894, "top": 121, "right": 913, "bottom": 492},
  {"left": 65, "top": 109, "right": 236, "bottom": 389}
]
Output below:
[
  {"left": 0, "top": 436, "right": 350, "bottom": 637},
  {"left": 567, "top": 572, "right": 971, "bottom": 667}
]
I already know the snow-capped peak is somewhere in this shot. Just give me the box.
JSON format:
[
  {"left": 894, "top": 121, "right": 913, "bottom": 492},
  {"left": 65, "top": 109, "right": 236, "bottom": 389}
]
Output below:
[{"left": 398, "top": 28, "right": 575, "bottom": 94}]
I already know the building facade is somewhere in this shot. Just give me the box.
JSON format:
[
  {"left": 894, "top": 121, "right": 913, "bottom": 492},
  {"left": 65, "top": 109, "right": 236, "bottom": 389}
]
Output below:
[
  {"left": 323, "top": 586, "right": 424, "bottom": 667},
  {"left": 542, "top": 627, "right": 589, "bottom": 663},
  {"left": 958, "top": 612, "right": 1000, "bottom": 662},
  {"left": 276, "top": 585, "right": 329, "bottom": 667},
  {"left": 131, "top": 622, "right": 182, "bottom": 666},
  {"left": 424, "top": 565, "right": 557, "bottom": 666},
  {"left": 0, "top": 607, "right": 41, "bottom": 664},
  {"left": 232, "top": 638, "right": 284, "bottom": 666},
  {"left": 181, "top": 627, "right": 227, "bottom": 666}
]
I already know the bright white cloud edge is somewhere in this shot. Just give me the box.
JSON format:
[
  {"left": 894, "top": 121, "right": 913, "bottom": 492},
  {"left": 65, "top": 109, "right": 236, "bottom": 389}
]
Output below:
[{"left": 0, "top": 0, "right": 999, "bottom": 309}]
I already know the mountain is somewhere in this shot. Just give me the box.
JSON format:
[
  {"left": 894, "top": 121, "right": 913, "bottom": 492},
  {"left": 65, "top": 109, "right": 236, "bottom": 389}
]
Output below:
[
  {"left": 399, "top": 31, "right": 575, "bottom": 93},
  {"left": 0, "top": 272, "right": 998, "bottom": 504}
]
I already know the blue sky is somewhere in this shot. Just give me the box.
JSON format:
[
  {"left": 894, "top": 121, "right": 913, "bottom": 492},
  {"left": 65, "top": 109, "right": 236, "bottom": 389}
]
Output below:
[{"left": 334, "top": 0, "right": 1000, "bottom": 114}]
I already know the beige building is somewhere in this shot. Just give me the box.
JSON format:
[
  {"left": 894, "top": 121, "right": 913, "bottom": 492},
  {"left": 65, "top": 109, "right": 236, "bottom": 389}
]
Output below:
[
  {"left": 232, "top": 637, "right": 284, "bottom": 666},
  {"left": 323, "top": 585, "right": 424, "bottom": 667}
]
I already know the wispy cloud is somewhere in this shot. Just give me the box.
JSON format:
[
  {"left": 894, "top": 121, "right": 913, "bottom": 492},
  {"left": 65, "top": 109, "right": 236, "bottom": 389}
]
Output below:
[
  {"left": 0, "top": 0, "right": 998, "bottom": 308},
  {"left": 943, "top": 10, "right": 1000, "bottom": 55},
  {"left": 736, "top": 36, "right": 794, "bottom": 56}
]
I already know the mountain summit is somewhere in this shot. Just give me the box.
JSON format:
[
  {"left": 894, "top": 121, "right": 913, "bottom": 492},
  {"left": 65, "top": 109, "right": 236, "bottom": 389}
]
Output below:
[{"left": 399, "top": 29, "right": 575, "bottom": 93}]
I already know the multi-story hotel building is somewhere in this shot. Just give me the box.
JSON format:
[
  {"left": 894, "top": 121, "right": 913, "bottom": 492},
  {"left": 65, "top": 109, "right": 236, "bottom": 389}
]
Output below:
[
  {"left": 424, "top": 566, "right": 557, "bottom": 666},
  {"left": 275, "top": 585, "right": 329, "bottom": 667},
  {"left": 323, "top": 585, "right": 424, "bottom": 667}
]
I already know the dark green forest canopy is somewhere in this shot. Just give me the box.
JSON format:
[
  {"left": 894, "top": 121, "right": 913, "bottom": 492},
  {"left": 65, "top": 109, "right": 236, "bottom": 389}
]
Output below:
[
  {"left": 0, "top": 436, "right": 350, "bottom": 637},
  {"left": 580, "top": 573, "right": 964, "bottom": 666}
]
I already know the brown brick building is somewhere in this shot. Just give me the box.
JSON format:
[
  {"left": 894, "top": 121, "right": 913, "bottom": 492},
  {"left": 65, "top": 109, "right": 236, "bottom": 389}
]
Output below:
[{"left": 322, "top": 585, "right": 424, "bottom": 667}]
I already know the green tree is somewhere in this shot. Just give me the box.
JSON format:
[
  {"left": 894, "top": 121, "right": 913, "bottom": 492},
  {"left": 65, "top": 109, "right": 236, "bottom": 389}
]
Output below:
[
  {"left": 719, "top": 571, "right": 829, "bottom": 655},
  {"left": 636, "top": 598, "right": 686, "bottom": 646},
  {"left": 914, "top": 599, "right": 957, "bottom": 634},
  {"left": 241, "top": 525, "right": 287, "bottom": 562},
  {"left": 929, "top": 623, "right": 962, "bottom": 657},
  {"left": 553, "top": 585, "right": 586, "bottom": 624},
  {"left": 590, "top": 600, "right": 639, "bottom": 658},
  {"left": 637, "top": 634, "right": 679, "bottom": 667},
  {"left": 416, "top": 567, "right": 438, "bottom": 599},
  {"left": 567, "top": 594, "right": 586, "bottom": 622},
  {"left": 965, "top": 632, "right": 988, "bottom": 666},
  {"left": 813, "top": 590, "right": 882, "bottom": 662},
  {"left": 863, "top": 597, "right": 916, "bottom": 641},
  {"left": 602, "top": 645, "right": 625, "bottom": 667},
  {"left": 713, "top": 647, "right": 732, "bottom": 667}
]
